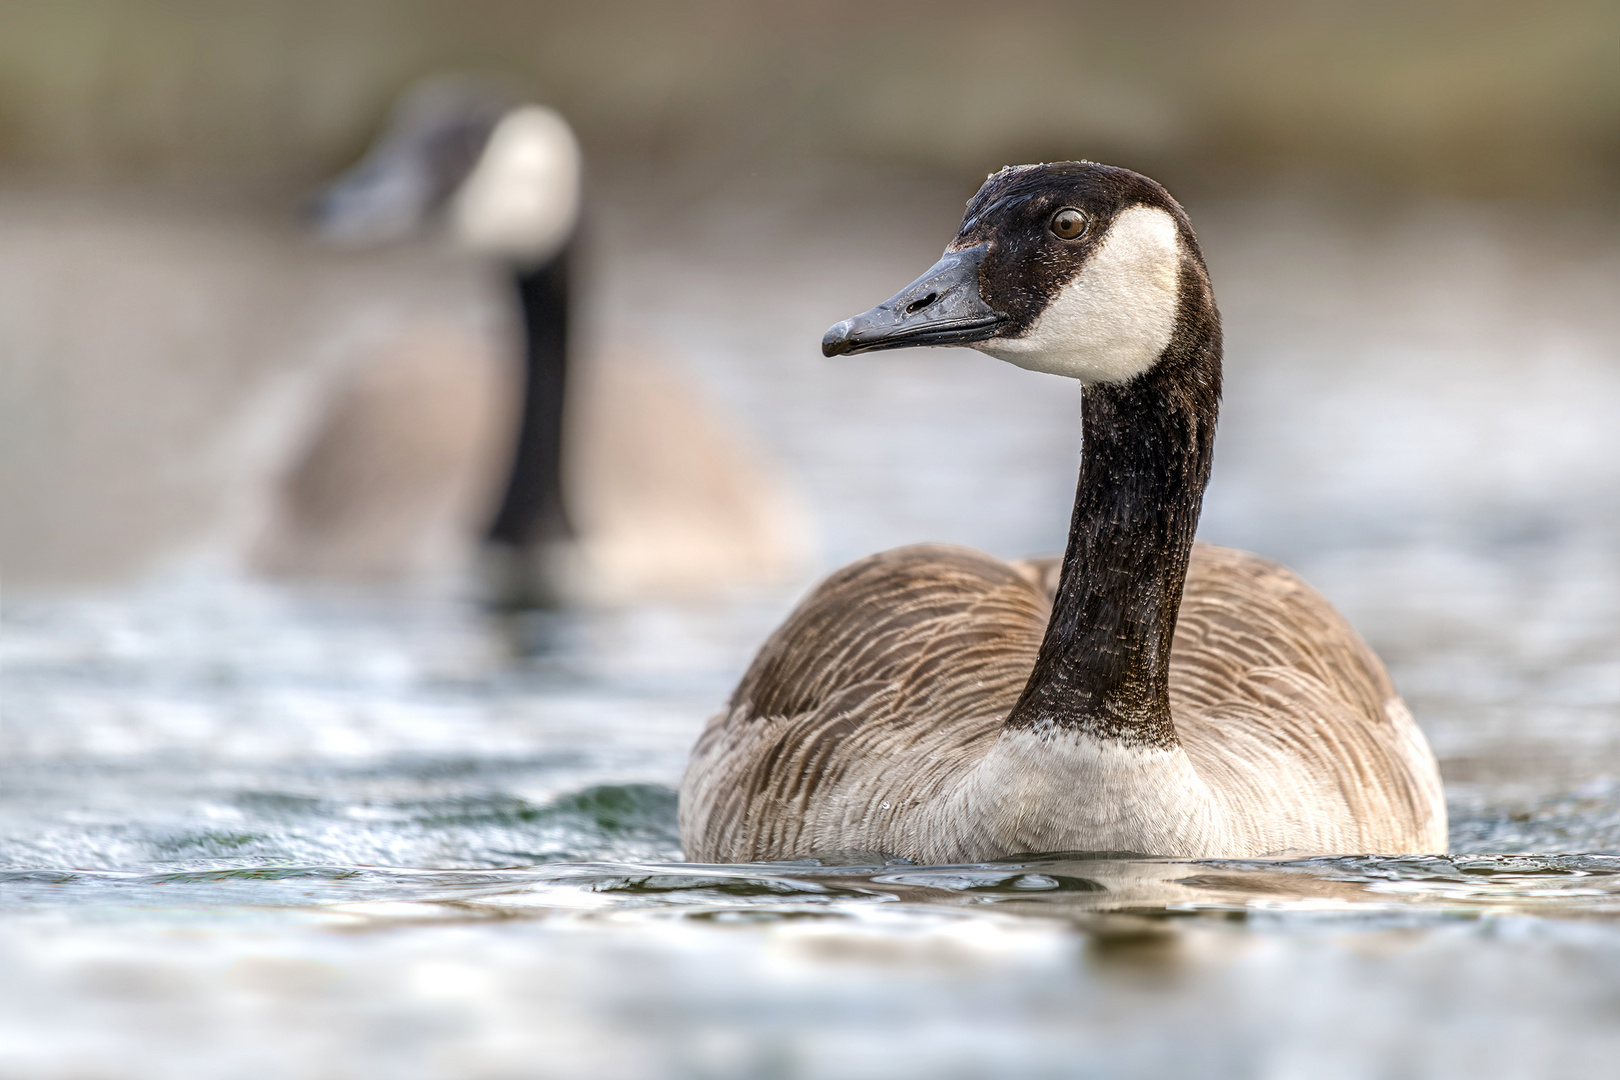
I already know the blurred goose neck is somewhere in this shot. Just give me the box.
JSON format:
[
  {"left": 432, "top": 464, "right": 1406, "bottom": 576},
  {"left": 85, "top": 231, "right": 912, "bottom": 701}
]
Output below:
[{"left": 486, "top": 246, "right": 573, "bottom": 549}]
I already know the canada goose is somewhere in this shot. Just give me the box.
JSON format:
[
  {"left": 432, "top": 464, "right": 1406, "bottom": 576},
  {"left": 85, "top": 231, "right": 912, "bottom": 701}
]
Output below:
[
  {"left": 680, "top": 162, "right": 1447, "bottom": 862},
  {"left": 263, "top": 76, "right": 806, "bottom": 602}
]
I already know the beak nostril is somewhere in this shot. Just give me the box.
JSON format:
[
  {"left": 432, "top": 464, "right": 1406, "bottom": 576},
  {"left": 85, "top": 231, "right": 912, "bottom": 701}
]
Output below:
[{"left": 822, "top": 243, "right": 998, "bottom": 356}]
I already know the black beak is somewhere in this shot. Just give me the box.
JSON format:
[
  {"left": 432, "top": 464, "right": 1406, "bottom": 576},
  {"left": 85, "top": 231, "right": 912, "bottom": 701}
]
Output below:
[{"left": 822, "top": 244, "right": 1006, "bottom": 357}]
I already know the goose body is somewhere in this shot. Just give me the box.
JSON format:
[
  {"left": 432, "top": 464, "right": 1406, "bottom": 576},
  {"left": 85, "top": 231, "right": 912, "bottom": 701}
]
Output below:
[{"left": 680, "top": 162, "right": 1446, "bottom": 862}]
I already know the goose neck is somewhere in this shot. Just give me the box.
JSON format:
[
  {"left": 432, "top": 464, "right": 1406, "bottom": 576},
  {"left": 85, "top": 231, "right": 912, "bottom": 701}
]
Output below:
[
  {"left": 485, "top": 244, "right": 573, "bottom": 549},
  {"left": 1005, "top": 269, "right": 1221, "bottom": 748}
]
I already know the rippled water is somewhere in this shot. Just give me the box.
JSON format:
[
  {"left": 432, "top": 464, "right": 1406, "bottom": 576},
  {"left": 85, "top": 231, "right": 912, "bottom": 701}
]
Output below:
[
  {"left": 3, "top": 559, "right": 1618, "bottom": 1078},
  {"left": 3, "top": 190, "right": 1619, "bottom": 1077}
]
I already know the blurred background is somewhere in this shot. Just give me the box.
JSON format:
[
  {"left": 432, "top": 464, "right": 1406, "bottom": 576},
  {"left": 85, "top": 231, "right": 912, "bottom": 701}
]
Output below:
[
  {"left": 2, "top": 0, "right": 1615, "bottom": 588},
  {"left": 1, "top": 3, "right": 1618, "bottom": 1076},
  {"left": 1, "top": 0, "right": 1614, "bottom": 190}
]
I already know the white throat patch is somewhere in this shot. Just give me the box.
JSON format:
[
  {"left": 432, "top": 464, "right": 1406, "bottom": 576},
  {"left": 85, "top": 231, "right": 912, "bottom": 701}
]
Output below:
[
  {"left": 977, "top": 205, "right": 1181, "bottom": 384},
  {"left": 449, "top": 106, "right": 582, "bottom": 263}
]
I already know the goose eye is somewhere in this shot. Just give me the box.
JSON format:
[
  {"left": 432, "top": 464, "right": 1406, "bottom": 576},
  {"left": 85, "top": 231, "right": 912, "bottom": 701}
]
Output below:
[{"left": 1050, "top": 208, "right": 1087, "bottom": 240}]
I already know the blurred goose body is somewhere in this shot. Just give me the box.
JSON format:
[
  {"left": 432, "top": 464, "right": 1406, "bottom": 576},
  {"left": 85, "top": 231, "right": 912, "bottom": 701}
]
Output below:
[
  {"left": 680, "top": 162, "right": 1446, "bottom": 862},
  {"left": 262, "top": 77, "right": 805, "bottom": 601}
]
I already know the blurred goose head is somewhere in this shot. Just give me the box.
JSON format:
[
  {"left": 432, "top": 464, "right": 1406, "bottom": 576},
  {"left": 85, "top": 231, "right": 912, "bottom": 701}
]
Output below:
[{"left": 308, "top": 76, "right": 582, "bottom": 265}]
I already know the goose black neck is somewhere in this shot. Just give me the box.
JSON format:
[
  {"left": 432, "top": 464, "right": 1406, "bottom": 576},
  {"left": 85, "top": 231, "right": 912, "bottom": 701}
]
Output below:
[
  {"left": 486, "top": 243, "right": 573, "bottom": 548},
  {"left": 1005, "top": 261, "right": 1221, "bottom": 748}
]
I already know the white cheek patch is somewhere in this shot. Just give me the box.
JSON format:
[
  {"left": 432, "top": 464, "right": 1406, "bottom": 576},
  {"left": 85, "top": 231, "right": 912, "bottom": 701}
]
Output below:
[
  {"left": 449, "top": 106, "right": 582, "bottom": 263},
  {"left": 978, "top": 205, "right": 1181, "bottom": 384}
]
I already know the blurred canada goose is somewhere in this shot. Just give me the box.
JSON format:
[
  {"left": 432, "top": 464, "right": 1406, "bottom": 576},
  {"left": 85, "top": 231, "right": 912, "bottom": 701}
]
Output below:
[
  {"left": 681, "top": 162, "right": 1447, "bottom": 862},
  {"left": 262, "top": 76, "right": 806, "bottom": 602}
]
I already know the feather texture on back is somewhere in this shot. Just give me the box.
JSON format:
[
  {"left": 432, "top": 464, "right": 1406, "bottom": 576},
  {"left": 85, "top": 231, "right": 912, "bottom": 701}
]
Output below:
[{"left": 680, "top": 543, "right": 1445, "bottom": 862}]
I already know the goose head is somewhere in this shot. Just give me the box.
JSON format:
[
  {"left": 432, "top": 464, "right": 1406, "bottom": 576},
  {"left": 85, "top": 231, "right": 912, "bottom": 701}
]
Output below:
[
  {"left": 309, "top": 76, "right": 582, "bottom": 265},
  {"left": 823, "top": 162, "right": 1205, "bottom": 386}
]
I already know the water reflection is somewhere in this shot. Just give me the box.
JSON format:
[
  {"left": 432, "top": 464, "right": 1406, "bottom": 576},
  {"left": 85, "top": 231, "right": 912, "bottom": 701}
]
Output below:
[
  {"left": 4, "top": 854, "right": 1620, "bottom": 1079},
  {"left": 15, "top": 851, "right": 1618, "bottom": 923}
]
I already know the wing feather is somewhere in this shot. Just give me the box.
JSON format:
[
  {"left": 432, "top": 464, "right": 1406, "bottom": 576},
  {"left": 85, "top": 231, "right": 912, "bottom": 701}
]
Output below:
[{"left": 680, "top": 542, "right": 1446, "bottom": 861}]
